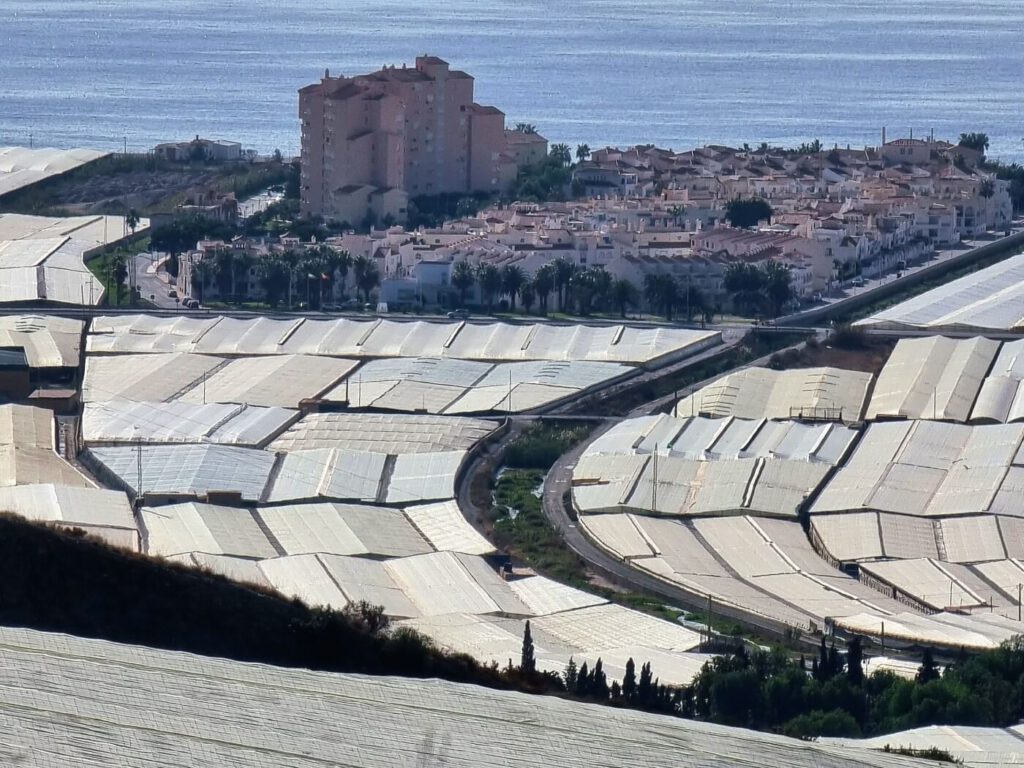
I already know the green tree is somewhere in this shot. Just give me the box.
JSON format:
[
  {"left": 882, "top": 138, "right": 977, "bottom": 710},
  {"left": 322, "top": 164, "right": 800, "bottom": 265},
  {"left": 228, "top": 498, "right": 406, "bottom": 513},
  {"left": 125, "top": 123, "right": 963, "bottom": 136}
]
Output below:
[
  {"left": 643, "top": 273, "right": 680, "bottom": 321},
  {"left": 451, "top": 261, "right": 476, "bottom": 305},
  {"left": 477, "top": 263, "right": 502, "bottom": 310},
  {"left": 611, "top": 278, "right": 637, "bottom": 318},
  {"left": 723, "top": 262, "right": 766, "bottom": 316},
  {"left": 575, "top": 144, "right": 591, "bottom": 162},
  {"left": 126, "top": 208, "right": 140, "bottom": 237},
  {"left": 979, "top": 178, "right": 995, "bottom": 199},
  {"left": 917, "top": 648, "right": 940, "bottom": 684},
  {"left": 562, "top": 656, "right": 578, "bottom": 691},
  {"left": 847, "top": 636, "right": 864, "bottom": 686},
  {"left": 958, "top": 132, "right": 990, "bottom": 154},
  {"left": 520, "top": 620, "right": 536, "bottom": 675},
  {"left": 533, "top": 264, "right": 554, "bottom": 315},
  {"left": 520, "top": 279, "right": 536, "bottom": 315},
  {"left": 353, "top": 255, "right": 380, "bottom": 303},
  {"left": 192, "top": 258, "right": 216, "bottom": 303},
  {"left": 550, "top": 143, "right": 572, "bottom": 167},
  {"left": 622, "top": 657, "right": 637, "bottom": 703},
  {"left": 256, "top": 252, "right": 290, "bottom": 307},
  {"left": 552, "top": 258, "right": 575, "bottom": 312},
  {"left": 501, "top": 264, "right": 526, "bottom": 311},
  {"left": 514, "top": 123, "right": 537, "bottom": 135},
  {"left": 763, "top": 261, "right": 793, "bottom": 316},
  {"left": 725, "top": 197, "right": 773, "bottom": 229}
]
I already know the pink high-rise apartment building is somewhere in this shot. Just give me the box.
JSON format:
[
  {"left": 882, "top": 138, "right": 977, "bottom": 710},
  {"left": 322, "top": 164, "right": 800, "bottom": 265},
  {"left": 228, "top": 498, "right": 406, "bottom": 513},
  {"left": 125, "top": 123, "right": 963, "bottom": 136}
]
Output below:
[{"left": 299, "top": 56, "right": 547, "bottom": 226}]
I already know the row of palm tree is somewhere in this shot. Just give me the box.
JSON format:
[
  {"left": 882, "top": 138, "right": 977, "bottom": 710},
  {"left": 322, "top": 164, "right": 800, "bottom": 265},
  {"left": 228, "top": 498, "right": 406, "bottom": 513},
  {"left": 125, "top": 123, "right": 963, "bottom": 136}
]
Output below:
[
  {"left": 448, "top": 257, "right": 703, "bottom": 320},
  {"left": 192, "top": 245, "right": 376, "bottom": 309}
]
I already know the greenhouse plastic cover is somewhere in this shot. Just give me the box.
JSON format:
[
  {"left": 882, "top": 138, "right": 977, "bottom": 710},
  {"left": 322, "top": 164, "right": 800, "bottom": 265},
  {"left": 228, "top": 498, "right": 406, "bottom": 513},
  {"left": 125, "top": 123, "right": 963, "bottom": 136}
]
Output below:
[
  {"left": 175, "top": 354, "right": 356, "bottom": 408},
  {"left": 0, "top": 314, "right": 82, "bottom": 368},
  {"left": 0, "top": 624, "right": 940, "bottom": 767},
  {"left": 87, "top": 313, "right": 720, "bottom": 364},
  {"left": 867, "top": 336, "right": 999, "bottom": 423},
  {"left": 0, "top": 146, "right": 108, "bottom": 196},
  {"left": 0, "top": 214, "right": 147, "bottom": 305},
  {"left": 855, "top": 251, "right": 1024, "bottom": 332},
  {"left": 83, "top": 400, "right": 297, "bottom": 446},
  {"left": 675, "top": 366, "right": 872, "bottom": 423},
  {"left": 270, "top": 412, "right": 495, "bottom": 453},
  {"left": 88, "top": 444, "right": 276, "bottom": 500},
  {"left": 839, "top": 724, "right": 1024, "bottom": 768}
]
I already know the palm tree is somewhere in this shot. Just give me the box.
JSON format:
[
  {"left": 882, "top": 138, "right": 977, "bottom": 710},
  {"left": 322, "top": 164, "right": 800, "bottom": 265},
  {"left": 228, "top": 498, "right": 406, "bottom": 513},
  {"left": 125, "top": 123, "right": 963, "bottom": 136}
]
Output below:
[
  {"left": 575, "top": 144, "right": 591, "bottom": 163},
  {"left": 256, "top": 252, "right": 290, "bottom": 307},
  {"left": 192, "top": 258, "right": 216, "bottom": 303},
  {"left": 550, "top": 143, "right": 572, "bottom": 167},
  {"left": 477, "top": 263, "right": 502, "bottom": 311},
  {"left": 552, "top": 258, "right": 575, "bottom": 312},
  {"left": 501, "top": 264, "right": 526, "bottom": 311},
  {"left": 569, "top": 268, "right": 607, "bottom": 316},
  {"left": 644, "top": 274, "right": 680, "bottom": 321},
  {"left": 353, "top": 255, "right": 380, "bottom": 303},
  {"left": 232, "top": 251, "right": 253, "bottom": 305},
  {"left": 520, "top": 279, "right": 536, "bottom": 315},
  {"left": 126, "top": 208, "right": 140, "bottom": 237},
  {"left": 589, "top": 267, "right": 612, "bottom": 312},
  {"left": 213, "top": 247, "right": 234, "bottom": 300},
  {"left": 533, "top": 264, "right": 555, "bottom": 315},
  {"left": 611, "top": 278, "right": 637, "bottom": 318},
  {"left": 514, "top": 123, "right": 538, "bottom": 135},
  {"left": 452, "top": 261, "right": 476, "bottom": 306}
]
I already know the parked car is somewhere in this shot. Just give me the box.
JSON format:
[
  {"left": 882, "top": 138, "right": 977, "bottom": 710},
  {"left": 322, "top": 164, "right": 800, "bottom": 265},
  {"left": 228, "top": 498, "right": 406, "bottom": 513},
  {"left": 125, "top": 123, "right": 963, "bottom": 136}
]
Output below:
[
  {"left": 168, "top": 289, "right": 178, "bottom": 298},
  {"left": 446, "top": 308, "right": 471, "bottom": 320}
]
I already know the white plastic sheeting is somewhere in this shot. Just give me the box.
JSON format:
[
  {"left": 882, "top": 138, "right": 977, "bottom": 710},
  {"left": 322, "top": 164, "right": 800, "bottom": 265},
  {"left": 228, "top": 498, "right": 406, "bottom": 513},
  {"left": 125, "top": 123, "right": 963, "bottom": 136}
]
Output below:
[
  {"left": 324, "top": 357, "right": 631, "bottom": 414},
  {"left": 0, "top": 213, "right": 148, "bottom": 305},
  {"left": 0, "top": 314, "right": 82, "bottom": 368},
  {"left": 384, "top": 551, "right": 531, "bottom": 617},
  {"left": 856, "top": 251, "right": 1024, "bottom": 333},
  {"left": 812, "top": 420, "right": 1024, "bottom": 518},
  {"left": 176, "top": 354, "right": 356, "bottom": 408},
  {"left": 0, "top": 624, "right": 931, "bottom": 767},
  {"left": 83, "top": 353, "right": 223, "bottom": 403},
  {"left": 83, "top": 400, "right": 297, "bottom": 446},
  {"left": 140, "top": 502, "right": 278, "bottom": 559},
  {"left": 87, "top": 444, "right": 276, "bottom": 500},
  {"left": 675, "top": 366, "right": 872, "bottom": 423},
  {"left": 403, "top": 500, "right": 496, "bottom": 555},
  {"left": 844, "top": 725, "right": 1024, "bottom": 768},
  {"left": 0, "top": 404, "right": 93, "bottom": 488},
  {"left": 257, "top": 503, "right": 432, "bottom": 558},
  {"left": 581, "top": 513, "right": 906, "bottom": 631},
  {"left": 0, "top": 483, "right": 137, "bottom": 550},
  {"left": 867, "top": 336, "right": 999, "bottom": 423},
  {"left": 0, "top": 147, "right": 108, "bottom": 197},
  {"left": 270, "top": 413, "right": 495, "bottom": 453},
  {"left": 88, "top": 314, "right": 720, "bottom": 364}
]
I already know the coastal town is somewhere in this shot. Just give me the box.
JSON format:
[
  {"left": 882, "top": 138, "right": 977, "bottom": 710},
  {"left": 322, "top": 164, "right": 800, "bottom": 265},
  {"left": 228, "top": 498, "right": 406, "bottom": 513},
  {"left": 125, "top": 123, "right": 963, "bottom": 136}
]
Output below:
[
  {"left": 5, "top": 49, "right": 1024, "bottom": 768},
  {"left": 161, "top": 57, "right": 1015, "bottom": 321}
]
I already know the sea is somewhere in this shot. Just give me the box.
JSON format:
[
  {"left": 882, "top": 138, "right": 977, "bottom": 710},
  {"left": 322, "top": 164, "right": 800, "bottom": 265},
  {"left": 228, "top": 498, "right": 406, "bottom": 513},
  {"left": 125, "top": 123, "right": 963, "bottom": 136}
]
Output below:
[{"left": 3, "top": 0, "right": 1023, "bottom": 160}]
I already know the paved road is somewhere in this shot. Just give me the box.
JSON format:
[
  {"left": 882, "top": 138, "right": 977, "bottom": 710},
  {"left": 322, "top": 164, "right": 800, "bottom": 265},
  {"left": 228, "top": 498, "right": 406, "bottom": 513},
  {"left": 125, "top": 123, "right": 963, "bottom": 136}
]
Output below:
[{"left": 131, "top": 252, "right": 182, "bottom": 309}]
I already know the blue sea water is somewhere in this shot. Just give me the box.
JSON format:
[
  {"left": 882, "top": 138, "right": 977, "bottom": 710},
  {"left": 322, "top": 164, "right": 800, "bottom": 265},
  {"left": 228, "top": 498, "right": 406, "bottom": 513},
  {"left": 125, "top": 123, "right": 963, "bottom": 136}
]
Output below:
[{"left": 2, "top": 0, "right": 1023, "bottom": 160}]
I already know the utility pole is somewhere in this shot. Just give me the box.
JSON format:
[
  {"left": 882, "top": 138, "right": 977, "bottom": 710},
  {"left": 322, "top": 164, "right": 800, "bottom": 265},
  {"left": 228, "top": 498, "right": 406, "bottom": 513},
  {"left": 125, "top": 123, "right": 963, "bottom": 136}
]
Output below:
[
  {"left": 652, "top": 443, "right": 659, "bottom": 512},
  {"left": 1018, "top": 583, "right": 1022, "bottom": 622},
  {"left": 134, "top": 426, "right": 144, "bottom": 505}
]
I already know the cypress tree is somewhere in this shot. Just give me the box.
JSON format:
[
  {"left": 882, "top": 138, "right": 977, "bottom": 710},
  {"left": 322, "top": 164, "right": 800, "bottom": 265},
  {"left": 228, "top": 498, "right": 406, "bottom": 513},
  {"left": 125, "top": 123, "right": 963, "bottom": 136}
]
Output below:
[
  {"left": 622, "top": 657, "right": 637, "bottom": 703},
  {"left": 576, "top": 661, "right": 590, "bottom": 697},
  {"left": 520, "top": 620, "right": 536, "bottom": 675},
  {"left": 917, "top": 647, "right": 940, "bottom": 683},
  {"left": 846, "top": 636, "right": 864, "bottom": 685},
  {"left": 563, "top": 656, "right": 578, "bottom": 690},
  {"left": 592, "top": 658, "right": 609, "bottom": 700}
]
